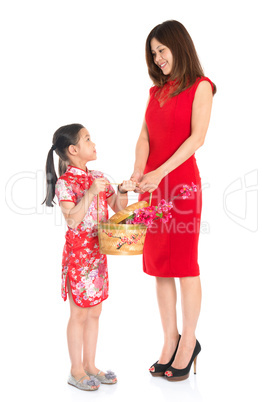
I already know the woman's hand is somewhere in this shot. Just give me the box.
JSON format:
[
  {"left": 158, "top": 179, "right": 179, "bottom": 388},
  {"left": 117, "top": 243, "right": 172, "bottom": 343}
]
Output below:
[
  {"left": 119, "top": 180, "right": 137, "bottom": 192},
  {"left": 89, "top": 178, "right": 107, "bottom": 195},
  {"left": 130, "top": 170, "right": 144, "bottom": 193},
  {"left": 137, "top": 169, "right": 164, "bottom": 193}
]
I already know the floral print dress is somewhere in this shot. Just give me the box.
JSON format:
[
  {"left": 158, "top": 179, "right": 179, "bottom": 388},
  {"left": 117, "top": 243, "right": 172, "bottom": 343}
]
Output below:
[{"left": 55, "top": 165, "right": 115, "bottom": 307}]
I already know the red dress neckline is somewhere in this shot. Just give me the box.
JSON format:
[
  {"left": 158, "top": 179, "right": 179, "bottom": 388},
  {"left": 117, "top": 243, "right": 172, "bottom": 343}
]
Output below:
[{"left": 68, "top": 165, "right": 89, "bottom": 174}]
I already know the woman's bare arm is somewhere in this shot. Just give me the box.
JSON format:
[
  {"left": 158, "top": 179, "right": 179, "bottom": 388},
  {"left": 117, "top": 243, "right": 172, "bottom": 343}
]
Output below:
[{"left": 131, "top": 96, "right": 150, "bottom": 188}]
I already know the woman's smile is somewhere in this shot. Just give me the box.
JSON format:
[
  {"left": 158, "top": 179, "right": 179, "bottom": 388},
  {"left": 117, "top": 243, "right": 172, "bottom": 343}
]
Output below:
[{"left": 159, "top": 61, "right": 168, "bottom": 70}]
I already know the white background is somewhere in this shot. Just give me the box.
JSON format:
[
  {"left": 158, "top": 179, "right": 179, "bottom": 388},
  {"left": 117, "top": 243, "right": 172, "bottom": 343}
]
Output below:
[{"left": 1, "top": 0, "right": 262, "bottom": 401}]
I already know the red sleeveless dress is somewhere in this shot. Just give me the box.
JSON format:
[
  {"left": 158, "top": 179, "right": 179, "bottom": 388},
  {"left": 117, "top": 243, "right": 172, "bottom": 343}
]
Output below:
[{"left": 139, "top": 77, "right": 214, "bottom": 277}]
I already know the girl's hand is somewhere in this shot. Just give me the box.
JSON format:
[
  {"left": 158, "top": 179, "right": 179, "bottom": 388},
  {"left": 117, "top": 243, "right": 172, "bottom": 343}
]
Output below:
[
  {"left": 137, "top": 170, "right": 163, "bottom": 193},
  {"left": 130, "top": 170, "right": 144, "bottom": 193},
  {"left": 119, "top": 180, "right": 137, "bottom": 193},
  {"left": 89, "top": 178, "right": 107, "bottom": 195}
]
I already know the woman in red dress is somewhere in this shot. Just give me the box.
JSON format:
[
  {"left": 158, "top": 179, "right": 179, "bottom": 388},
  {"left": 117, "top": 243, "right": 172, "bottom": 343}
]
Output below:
[{"left": 131, "top": 20, "right": 216, "bottom": 381}]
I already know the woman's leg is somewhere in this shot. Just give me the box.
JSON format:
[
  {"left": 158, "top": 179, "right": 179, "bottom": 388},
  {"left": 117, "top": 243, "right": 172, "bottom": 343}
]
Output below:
[
  {"left": 171, "top": 276, "right": 202, "bottom": 369},
  {"left": 67, "top": 278, "right": 90, "bottom": 380},
  {"left": 155, "top": 277, "right": 180, "bottom": 363},
  {"left": 82, "top": 302, "right": 102, "bottom": 374}
]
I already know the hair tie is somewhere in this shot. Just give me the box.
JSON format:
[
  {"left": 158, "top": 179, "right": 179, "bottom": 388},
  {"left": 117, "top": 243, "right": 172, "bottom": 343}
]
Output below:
[{"left": 51, "top": 144, "right": 57, "bottom": 151}]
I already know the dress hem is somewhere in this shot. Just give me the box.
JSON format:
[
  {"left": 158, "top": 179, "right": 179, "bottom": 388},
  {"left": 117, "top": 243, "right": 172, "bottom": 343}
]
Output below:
[
  {"left": 63, "top": 272, "right": 109, "bottom": 308},
  {"left": 143, "top": 269, "right": 200, "bottom": 278},
  {"left": 63, "top": 295, "right": 109, "bottom": 308}
]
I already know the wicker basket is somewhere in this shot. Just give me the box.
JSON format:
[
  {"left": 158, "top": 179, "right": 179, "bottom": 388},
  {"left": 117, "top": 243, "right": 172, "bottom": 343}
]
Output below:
[
  {"left": 98, "top": 222, "right": 147, "bottom": 255},
  {"left": 97, "top": 194, "right": 152, "bottom": 256}
]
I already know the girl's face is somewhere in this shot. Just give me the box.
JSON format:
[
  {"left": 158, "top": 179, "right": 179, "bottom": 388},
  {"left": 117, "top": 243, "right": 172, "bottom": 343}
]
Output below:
[
  {"left": 150, "top": 38, "right": 173, "bottom": 75},
  {"left": 75, "top": 128, "right": 97, "bottom": 162}
]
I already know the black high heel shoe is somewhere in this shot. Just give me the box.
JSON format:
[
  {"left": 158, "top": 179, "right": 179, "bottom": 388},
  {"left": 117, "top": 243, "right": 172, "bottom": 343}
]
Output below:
[
  {"left": 164, "top": 339, "right": 201, "bottom": 381},
  {"left": 149, "top": 335, "right": 181, "bottom": 377}
]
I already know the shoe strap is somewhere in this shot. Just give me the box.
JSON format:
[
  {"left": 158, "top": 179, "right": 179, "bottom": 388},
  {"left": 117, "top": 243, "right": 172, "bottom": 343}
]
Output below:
[{"left": 76, "top": 375, "right": 89, "bottom": 384}]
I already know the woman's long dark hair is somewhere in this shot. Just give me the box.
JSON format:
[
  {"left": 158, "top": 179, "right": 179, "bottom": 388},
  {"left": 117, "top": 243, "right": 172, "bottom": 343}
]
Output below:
[
  {"left": 146, "top": 20, "right": 217, "bottom": 95},
  {"left": 42, "top": 123, "right": 84, "bottom": 207}
]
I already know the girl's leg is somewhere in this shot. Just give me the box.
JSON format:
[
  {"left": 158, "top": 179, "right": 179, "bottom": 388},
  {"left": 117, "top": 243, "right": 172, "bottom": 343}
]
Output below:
[
  {"left": 82, "top": 303, "right": 102, "bottom": 374},
  {"left": 155, "top": 277, "right": 180, "bottom": 364},
  {"left": 171, "top": 276, "right": 202, "bottom": 369},
  {"left": 67, "top": 278, "right": 89, "bottom": 380}
]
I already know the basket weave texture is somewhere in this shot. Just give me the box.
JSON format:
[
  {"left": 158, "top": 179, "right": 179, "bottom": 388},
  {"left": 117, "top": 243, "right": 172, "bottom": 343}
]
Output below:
[
  {"left": 97, "top": 199, "right": 149, "bottom": 255},
  {"left": 98, "top": 223, "right": 147, "bottom": 255}
]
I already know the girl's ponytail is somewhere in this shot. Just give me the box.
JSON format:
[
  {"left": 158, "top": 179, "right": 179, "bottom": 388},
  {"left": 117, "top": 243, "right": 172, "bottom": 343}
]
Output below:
[
  {"left": 59, "top": 158, "right": 69, "bottom": 177},
  {"left": 42, "top": 145, "right": 58, "bottom": 207}
]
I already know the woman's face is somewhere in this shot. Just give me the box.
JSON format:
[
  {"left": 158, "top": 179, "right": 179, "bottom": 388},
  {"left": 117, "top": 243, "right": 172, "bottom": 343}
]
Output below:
[{"left": 150, "top": 38, "right": 173, "bottom": 75}]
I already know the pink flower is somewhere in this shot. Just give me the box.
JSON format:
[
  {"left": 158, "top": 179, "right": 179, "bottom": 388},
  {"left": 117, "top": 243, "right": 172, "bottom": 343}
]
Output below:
[
  {"left": 161, "top": 213, "right": 172, "bottom": 223},
  {"left": 94, "top": 276, "right": 103, "bottom": 289},
  {"left": 127, "top": 199, "right": 173, "bottom": 227},
  {"left": 98, "top": 263, "right": 106, "bottom": 276},
  {"left": 191, "top": 182, "right": 197, "bottom": 192},
  {"left": 126, "top": 185, "right": 195, "bottom": 226},
  {"left": 180, "top": 186, "right": 191, "bottom": 199}
]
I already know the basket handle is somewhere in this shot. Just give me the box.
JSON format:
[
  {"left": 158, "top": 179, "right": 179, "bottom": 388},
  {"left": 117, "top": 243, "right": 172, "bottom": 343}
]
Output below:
[{"left": 97, "top": 190, "right": 152, "bottom": 225}]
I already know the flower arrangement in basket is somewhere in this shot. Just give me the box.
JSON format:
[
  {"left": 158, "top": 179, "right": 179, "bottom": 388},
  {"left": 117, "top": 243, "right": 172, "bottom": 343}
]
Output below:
[{"left": 97, "top": 183, "right": 197, "bottom": 256}]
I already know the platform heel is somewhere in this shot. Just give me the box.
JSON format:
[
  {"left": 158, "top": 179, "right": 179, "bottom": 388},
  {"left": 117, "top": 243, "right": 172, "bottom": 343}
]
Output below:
[{"left": 164, "top": 339, "right": 201, "bottom": 382}]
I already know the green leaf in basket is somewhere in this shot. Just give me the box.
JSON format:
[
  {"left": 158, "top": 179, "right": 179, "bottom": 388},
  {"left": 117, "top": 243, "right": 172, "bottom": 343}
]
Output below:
[
  {"left": 156, "top": 213, "right": 163, "bottom": 218},
  {"left": 126, "top": 214, "right": 134, "bottom": 220}
]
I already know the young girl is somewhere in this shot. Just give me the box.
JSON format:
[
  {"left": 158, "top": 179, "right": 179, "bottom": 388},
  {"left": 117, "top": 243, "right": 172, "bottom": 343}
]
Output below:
[{"left": 42, "top": 123, "right": 136, "bottom": 391}]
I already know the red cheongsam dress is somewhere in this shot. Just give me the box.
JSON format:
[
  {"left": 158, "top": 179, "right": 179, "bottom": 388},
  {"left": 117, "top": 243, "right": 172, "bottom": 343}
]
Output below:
[
  {"left": 139, "top": 77, "right": 214, "bottom": 277},
  {"left": 55, "top": 165, "right": 115, "bottom": 307}
]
